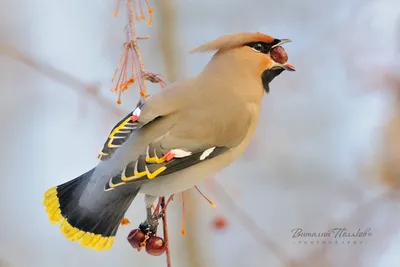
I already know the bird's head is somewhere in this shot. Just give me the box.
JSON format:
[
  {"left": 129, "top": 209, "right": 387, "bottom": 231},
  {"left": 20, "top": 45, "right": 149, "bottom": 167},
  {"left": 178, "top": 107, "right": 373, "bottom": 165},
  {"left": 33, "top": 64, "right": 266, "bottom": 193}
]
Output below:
[{"left": 191, "top": 32, "right": 295, "bottom": 93}]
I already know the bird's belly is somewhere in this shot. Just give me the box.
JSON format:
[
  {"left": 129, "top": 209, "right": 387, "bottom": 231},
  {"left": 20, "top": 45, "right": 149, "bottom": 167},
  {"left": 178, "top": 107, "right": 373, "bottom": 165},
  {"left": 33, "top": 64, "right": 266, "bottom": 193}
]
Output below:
[{"left": 139, "top": 169, "right": 216, "bottom": 197}]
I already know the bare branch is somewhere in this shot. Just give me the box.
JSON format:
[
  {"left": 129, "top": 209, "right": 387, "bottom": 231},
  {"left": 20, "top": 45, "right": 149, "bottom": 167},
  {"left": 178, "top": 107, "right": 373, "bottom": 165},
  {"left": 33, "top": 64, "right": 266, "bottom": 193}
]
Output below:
[{"left": 0, "top": 44, "right": 126, "bottom": 116}]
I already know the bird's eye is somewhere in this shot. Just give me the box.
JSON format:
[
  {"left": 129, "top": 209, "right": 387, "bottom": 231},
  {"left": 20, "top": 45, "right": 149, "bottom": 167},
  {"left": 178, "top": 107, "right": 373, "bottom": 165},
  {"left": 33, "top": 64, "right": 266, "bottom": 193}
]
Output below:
[
  {"left": 246, "top": 42, "right": 270, "bottom": 53},
  {"left": 253, "top": 43, "right": 264, "bottom": 52},
  {"left": 246, "top": 42, "right": 272, "bottom": 54}
]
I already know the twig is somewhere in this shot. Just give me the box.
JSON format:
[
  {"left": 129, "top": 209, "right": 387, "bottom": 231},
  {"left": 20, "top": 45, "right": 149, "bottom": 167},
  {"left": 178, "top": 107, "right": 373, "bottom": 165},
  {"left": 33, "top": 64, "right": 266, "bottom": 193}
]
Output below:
[
  {"left": 127, "top": 0, "right": 148, "bottom": 102},
  {"left": 157, "top": 0, "right": 181, "bottom": 82},
  {"left": 0, "top": 44, "right": 126, "bottom": 117},
  {"left": 125, "top": 3, "right": 172, "bottom": 265},
  {"left": 160, "top": 197, "right": 172, "bottom": 267},
  {"left": 213, "top": 180, "right": 293, "bottom": 266},
  {"left": 294, "top": 189, "right": 397, "bottom": 266},
  {"left": 182, "top": 190, "right": 211, "bottom": 267}
]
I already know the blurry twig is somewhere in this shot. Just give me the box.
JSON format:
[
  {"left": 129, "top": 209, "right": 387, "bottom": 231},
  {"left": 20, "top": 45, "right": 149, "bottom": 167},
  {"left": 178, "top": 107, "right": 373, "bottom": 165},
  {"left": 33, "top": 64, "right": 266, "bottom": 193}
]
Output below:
[
  {"left": 183, "top": 190, "right": 208, "bottom": 267},
  {"left": 161, "top": 197, "right": 172, "bottom": 267},
  {"left": 0, "top": 259, "right": 12, "bottom": 267},
  {"left": 113, "top": 0, "right": 166, "bottom": 105},
  {"left": 157, "top": 0, "right": 180, "bottom": 82},
  {"left": 155, "top": 1, "right": 206, "bottom": 267},
  {"left": 123, "top": 1, "right": 172, "bottom": 264},
  {"left": 127, "top": 0, "right": 148, "bottom": 102},
  {"left": 295, "top": 189, "right": 398, "bottom": 266},
  {"left": 342, "top": 0, "right": 399, "bottom": 80},
  {"left": 397, "top": 17, "right": 400, "bottom": 54},
  {"left": 0, "top": 44, "right": 126, "bottom": 116},
  {"left": 213, "top": 180, "right": 293, "bottom": 266}
]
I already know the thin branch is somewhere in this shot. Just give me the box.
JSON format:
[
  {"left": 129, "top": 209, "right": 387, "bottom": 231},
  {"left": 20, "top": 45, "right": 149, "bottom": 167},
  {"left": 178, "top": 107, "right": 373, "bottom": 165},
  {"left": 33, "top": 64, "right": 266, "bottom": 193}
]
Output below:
[
  {"left": 0, "top": 44, "right": 126, "bottom": 116},
  {"left": 213, "top": 180, "right": 293, "bottom": 266},
  {"left": 182, "top": 190, "right": 211, "bottom": 267},
  {"left": 294, "top": 190, "right": 398, "bottom": 266},
  {"left": 161, "top": 197, "right": 172, "bottom": 267},
  {"left": 127, "top": 0, "right": 148, "bottom": 102},
  {"left": 157, "top": 0, "right": 181, "bottom": 82}
]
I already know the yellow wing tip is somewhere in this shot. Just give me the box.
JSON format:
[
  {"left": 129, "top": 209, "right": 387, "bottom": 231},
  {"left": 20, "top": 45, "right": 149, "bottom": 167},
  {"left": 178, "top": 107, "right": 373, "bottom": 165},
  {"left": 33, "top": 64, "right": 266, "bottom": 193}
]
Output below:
[
  {"left": 43, "top": 187, "right": 115, "bottom": 251},
  {"left": 133, "top": 170, "right": 147, "bottom": 178},
  {"left": 146, "top": 166, "right": 167, "bottom": 179},
  {"left": 155, "top": 157, "right": 166, "bottom": 164},
  {"left": 146, "top": 156, "right": 166, "bottom": 164},
  {"left": 145, "top": 156, "right": 157, "bottom": 163}
]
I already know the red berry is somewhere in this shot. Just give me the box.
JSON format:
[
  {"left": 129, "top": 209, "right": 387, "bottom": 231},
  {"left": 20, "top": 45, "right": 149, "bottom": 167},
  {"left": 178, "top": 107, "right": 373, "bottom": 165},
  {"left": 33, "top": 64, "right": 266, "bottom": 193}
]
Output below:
[
  {"left": 270, "top": 46, "right": 288, "bottom": 64},
  {"left": 127, "top": 229, "right": 146, "bottom": 249},
  {"left": 213, "top": 216, "right": 229, "bottom": 230},
  {"left": 145, "top": 236, "right": 166, "bottom": 256}
]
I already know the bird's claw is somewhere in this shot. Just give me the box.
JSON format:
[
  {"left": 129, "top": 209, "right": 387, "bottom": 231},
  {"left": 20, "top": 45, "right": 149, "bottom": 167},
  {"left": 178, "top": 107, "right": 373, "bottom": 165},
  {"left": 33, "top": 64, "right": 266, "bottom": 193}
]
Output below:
[
  {"left": 139, "top": 215, "right": 161, "bottom": 235},
  {"left": 154, "top": 213, "right": 164, "bottom": 220}
]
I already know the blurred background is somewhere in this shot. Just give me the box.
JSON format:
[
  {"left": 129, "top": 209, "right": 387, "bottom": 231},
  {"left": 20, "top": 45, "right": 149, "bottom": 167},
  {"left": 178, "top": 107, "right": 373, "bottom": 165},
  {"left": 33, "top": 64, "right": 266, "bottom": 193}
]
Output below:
[{"left": 1, "top": 0, "right": 400, "bottom": 266}]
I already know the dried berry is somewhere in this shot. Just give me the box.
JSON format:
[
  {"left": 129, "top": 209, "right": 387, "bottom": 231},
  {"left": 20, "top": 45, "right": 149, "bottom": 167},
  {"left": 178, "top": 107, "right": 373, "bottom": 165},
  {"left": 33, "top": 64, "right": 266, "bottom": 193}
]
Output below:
[
  {"left": 212, "top": 216, "right": 229, "bottom": 230},
  {"left": 145, "top": 236, "right": 166, "bottom": 256},
  {"left": 120, "top": 217, "right": 130, "bottom": 226},
  {"left": 127, "top": 229, "right": 146, "bottom": 249},
  {"left": 270, "top": 46, "right": 288, "bottom": 64}
]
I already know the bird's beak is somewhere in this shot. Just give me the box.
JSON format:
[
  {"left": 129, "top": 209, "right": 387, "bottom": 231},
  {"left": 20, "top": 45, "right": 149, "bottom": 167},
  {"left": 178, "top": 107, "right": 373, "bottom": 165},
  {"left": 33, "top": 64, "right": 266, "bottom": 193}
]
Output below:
[
  {"left": 271, "top": 39, "right": 292, "bottom": 49},
  {"left": 270, "top": 39, "right": 295, "bottom": 71},
  {"left": 284, "top": 63, "right": 296, "bottom": 71},
  {"left": 270, "top": 62, "right": 296, "bottom": 72},
  {"left": 272, "top": 62, "right": 296, "bottom": 71}
]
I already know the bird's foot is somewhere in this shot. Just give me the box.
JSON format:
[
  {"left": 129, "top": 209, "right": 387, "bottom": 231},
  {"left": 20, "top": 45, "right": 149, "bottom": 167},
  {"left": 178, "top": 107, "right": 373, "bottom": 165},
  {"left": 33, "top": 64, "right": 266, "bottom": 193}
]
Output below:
[{"left": 138, "top": 214, "right": 163, "bottom": 236}]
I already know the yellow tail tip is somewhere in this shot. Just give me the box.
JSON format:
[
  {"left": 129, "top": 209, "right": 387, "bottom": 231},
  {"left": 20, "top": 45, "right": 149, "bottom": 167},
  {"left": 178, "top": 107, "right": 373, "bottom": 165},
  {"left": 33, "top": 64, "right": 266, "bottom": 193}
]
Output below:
[{"left": 43, "top": 187, "right": 115, "bottom": 251}]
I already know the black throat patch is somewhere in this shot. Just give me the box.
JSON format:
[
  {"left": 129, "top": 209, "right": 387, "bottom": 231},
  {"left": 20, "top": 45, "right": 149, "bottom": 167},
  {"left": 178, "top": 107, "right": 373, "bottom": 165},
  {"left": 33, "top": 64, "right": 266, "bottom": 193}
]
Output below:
[{"left": 261, "top": 69, "right": 284, "bottom": 93}]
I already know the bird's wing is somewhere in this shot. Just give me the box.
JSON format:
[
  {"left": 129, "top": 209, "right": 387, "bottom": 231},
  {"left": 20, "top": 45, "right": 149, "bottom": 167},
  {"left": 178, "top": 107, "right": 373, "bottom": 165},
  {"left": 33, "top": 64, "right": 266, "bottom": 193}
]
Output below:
[
  {"left": 104, "top": 99, "right": 253, "bottom": 191},
  {"left": 97, "top": 90, "right": 179, "bottom": 161},
  {"left": 97, "top": 78, "right": 198, "bottom": 162},
  {"left": 97, "top": 103, "right": 145, "bottom": 161},
  {"left": 104, "top": 145, "right": 230, "bottom": 190}
]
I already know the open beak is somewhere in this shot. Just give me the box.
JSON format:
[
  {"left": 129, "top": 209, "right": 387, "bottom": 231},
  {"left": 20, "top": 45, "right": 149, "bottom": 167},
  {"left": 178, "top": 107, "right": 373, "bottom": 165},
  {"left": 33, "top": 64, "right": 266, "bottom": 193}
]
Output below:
[
  {"left": 270, "top": 39, "right": 295, "bottom": 71},
  {"left": 271, "top": 62, "right": 296, "bottom": 72},
  {"left": 271, "top": 39, "right": 292, "bottom": 49},
  {"left": 282, "top": 63, "right": 296, "bottom": 71}
]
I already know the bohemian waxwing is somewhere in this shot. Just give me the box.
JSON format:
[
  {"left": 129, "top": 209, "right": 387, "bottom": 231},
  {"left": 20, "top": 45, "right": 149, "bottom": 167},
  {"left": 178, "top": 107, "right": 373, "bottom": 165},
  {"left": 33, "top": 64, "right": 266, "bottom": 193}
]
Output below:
[{"left": 43, "top": 32, "right": 295, "bottom": 251}]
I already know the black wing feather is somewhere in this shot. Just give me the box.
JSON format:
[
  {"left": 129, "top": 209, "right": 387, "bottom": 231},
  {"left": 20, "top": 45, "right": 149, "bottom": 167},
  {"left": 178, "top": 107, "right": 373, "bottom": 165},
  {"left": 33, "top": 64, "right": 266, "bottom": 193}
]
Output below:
[
  {"left": 151, "top": 147, "right": 228, "bottom": 177},
  {"left": 104, "top": 146, "right": 229, "bottom": 190},
  {"left": 98, "top": 103, "right": 145, "bottom": 161}
]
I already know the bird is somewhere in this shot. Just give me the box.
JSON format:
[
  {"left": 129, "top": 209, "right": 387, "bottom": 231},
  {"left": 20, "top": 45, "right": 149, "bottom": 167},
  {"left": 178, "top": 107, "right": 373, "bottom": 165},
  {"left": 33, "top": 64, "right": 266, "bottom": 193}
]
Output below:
[{"left": 43, "top": 32, "right": 295, "bottom": 251}]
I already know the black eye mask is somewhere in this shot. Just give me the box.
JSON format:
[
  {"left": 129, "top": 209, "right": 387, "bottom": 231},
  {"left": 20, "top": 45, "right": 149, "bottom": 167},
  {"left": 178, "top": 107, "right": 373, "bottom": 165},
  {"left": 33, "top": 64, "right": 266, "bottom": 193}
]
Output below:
[{"left": 245, "top": 39, "right": 281, "bottom": 54}]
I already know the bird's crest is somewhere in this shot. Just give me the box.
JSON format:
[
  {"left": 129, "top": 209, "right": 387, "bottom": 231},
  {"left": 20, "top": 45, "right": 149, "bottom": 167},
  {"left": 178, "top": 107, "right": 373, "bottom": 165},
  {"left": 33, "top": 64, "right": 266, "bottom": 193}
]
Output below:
[{"left": 190, "top": 32, "right": 275, "bottom": 53}]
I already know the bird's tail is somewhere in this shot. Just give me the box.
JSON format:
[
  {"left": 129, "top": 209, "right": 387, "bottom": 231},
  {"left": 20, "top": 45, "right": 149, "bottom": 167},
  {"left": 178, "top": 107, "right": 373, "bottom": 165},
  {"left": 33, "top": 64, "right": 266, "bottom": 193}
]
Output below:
[{"left": 43, "top": 168, "right": 140, "bottom": 251}]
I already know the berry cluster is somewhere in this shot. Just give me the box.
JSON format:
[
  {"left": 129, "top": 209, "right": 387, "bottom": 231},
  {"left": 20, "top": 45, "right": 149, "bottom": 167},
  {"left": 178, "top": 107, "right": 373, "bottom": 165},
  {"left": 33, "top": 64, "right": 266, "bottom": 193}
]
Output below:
[{"left": 127, "top": 228, "right": 166, "bottom": 256}]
